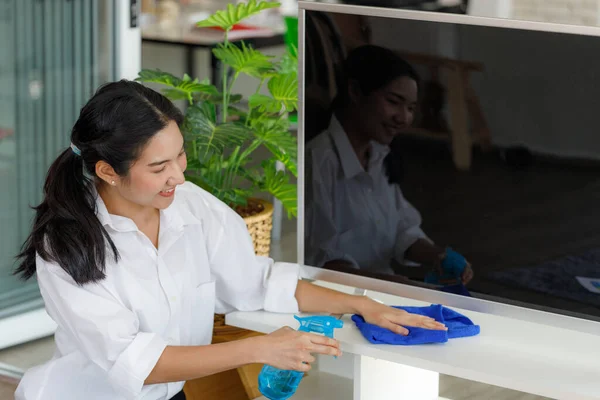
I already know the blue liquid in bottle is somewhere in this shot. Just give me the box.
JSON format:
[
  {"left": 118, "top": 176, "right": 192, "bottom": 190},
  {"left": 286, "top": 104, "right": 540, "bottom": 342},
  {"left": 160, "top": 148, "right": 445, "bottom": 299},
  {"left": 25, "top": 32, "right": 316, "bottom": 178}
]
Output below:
[
  {"left": 257, "top": 315, "right": 343, "bottom": 400},
  {"left": 258, "top": 367, "right": 305, "bottom": 400}
]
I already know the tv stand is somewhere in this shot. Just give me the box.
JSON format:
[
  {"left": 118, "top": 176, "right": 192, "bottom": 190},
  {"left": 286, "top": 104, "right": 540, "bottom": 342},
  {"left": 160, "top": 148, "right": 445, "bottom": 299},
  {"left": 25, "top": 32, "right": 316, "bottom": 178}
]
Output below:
[{"left": 226, "top": 280, "right": 600, "bottom": 400}]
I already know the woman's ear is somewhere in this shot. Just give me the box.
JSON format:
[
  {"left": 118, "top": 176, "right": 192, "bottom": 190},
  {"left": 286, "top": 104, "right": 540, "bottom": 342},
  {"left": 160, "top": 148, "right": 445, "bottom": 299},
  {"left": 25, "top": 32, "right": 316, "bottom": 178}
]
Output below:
[{"left": 95, "top": 160, "right": 119, "bottom": 186}]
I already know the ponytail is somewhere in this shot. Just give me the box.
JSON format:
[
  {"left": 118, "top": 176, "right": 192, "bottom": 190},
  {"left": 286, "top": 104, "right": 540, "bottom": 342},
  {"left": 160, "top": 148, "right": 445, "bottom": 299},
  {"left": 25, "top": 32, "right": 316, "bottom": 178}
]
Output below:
[{"left": 14, "top": 146, "right": 119, "bottom": 285}]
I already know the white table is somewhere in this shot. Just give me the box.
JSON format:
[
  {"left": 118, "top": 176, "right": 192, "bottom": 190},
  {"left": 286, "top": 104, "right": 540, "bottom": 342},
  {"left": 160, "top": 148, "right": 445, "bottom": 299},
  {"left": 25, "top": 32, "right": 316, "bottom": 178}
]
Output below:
[{"left": 226, "top": 280, "right": 600, "bottom": 400}]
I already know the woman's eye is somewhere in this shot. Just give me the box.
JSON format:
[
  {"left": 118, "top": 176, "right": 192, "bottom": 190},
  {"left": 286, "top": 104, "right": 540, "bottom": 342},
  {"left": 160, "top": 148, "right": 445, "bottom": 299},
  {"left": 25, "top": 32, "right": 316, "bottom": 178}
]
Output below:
[{"left": 154, "top": 167, "right": 166, "bottom": 174}]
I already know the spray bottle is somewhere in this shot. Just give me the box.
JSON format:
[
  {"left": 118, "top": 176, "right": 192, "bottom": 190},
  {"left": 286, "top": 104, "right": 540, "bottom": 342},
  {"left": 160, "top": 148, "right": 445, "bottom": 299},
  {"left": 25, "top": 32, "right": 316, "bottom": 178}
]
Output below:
[{"left": 257, "top": 315, "right": 344, "bottom": 400}]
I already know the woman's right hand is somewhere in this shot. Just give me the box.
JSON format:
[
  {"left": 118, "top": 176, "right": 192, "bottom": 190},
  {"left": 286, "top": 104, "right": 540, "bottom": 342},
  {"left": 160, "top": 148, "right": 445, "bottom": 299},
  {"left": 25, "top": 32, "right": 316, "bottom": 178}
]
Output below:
[{"left": 254, "top": 326, "right": 342, "bottom": 372}]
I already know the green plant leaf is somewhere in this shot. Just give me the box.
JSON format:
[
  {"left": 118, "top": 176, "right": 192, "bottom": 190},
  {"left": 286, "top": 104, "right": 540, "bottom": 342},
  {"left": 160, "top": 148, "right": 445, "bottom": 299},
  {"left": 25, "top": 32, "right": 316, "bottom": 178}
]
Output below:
[
  {"left": 213, "top": 42, "right": 274, "bottom": 79},
  {"left": 256, "top": 69, "right": 279, "bottom": 81},
  {"left": 251, "top": 115, "right": 293, "bottom": 145},
  {"left": 187, "top": 175, "right": 252, "bottom": 207},
  {"left": 249, "top": 94, "right": 282, "bottom": 113},
  {"left": 258, "top": 159, "right": 297, "bottom": 218},
  {"left": 196, "top": 0, "right": 280, "bottom": 31},
  {"left": 249, "top": 116, "right": 297, "bottom": 177},
  {"left": 187, "top": 150, "right": 254, "bottom": 207},
  {"left": 264, "top": 144, "right": 297, "bottom": 177},
  {"left": 268, "top": 73, "right": 298, "bottom": 112},
  {"left": 183, "top": 102, "right": 251, "bottom": 158},
  {"left": 139, "top": 0, "right": 299, "bottom": 220},
  {"left": 136, "top": 70, "right": 218, "bottom": 103},
  {"left": 227, "top": 105, "right": 249, "bottom": 124},
  {"left": 276, "top": 49, "right": 298, "bottom": 74},
  {"left": 192, "top": 91, "right": 243, "bottom": 104},
  {"left": 137, "top": 69, "right": 180, "bottom": 86},
  {"left": 184, "top": 157, "right": 204, "bottom": 172},
  {"left": 253, "top": 122, "right": 297, "bottom": 158}
]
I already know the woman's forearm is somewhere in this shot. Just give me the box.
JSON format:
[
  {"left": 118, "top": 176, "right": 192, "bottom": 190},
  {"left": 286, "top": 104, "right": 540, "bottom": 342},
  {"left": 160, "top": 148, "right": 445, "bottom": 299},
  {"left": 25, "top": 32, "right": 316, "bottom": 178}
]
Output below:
[
  {"left": 145, "top": 337, "right": 261, "bottom": 385},
  {"left": 294, "top": 279, "right": 367, "bottom": 315}
]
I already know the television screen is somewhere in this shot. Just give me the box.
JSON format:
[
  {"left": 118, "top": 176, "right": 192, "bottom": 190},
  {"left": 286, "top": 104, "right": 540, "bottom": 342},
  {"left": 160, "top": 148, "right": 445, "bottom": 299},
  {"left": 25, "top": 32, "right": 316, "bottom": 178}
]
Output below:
[{"left": 301, "top": 6, "right": 600, "bottom": 321}]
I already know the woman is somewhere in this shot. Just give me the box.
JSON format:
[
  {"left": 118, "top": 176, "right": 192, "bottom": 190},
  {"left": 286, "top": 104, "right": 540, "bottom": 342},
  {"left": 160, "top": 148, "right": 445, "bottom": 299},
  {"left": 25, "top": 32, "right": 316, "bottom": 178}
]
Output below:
[
  {"left": 305, "top": 45, "right": 474, "bottom": 287},
  {"left": 12, "top": 80, "right": 446, "bottom": 400}
]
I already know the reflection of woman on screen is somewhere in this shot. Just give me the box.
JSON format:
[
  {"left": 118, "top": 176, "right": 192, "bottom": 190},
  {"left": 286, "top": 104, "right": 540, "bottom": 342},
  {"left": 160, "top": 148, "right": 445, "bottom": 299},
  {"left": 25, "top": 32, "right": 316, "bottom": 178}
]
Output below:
[{"left": 305, "top": 45, "right": 473, "bottom": 286}]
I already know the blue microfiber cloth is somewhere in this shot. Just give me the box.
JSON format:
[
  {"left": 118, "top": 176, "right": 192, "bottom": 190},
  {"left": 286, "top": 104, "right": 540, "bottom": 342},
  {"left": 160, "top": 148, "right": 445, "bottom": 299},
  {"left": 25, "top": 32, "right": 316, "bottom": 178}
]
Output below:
[{"left": 351, "top": 304, "right": 480, "bottom": 345}]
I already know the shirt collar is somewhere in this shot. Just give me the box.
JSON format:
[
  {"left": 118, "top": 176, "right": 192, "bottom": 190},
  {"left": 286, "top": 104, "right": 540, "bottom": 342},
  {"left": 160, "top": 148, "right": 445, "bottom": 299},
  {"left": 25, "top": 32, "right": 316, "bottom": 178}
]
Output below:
[
  {"left": 328, "top": 115, "right": 391, "bottom": 180},
  {"left": 94, "top": 186, "right": 202, "bottom": 234}
]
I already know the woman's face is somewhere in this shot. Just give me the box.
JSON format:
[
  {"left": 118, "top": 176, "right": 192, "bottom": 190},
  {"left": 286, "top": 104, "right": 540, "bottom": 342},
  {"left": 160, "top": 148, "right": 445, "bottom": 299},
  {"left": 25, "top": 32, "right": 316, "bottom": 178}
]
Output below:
[
  {"left": 355, "top": 75, "right": 418, "bottom": 146},
  {"left": 116, "top": 120, "right": 188, "bottom": 210}
]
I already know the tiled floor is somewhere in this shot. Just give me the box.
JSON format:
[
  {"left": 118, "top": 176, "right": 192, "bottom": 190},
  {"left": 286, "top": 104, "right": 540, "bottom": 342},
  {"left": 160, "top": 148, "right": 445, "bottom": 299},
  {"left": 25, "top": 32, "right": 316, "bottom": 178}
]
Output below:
[{"left": 0, "top": 217, "right": 551, "bottom": 400}]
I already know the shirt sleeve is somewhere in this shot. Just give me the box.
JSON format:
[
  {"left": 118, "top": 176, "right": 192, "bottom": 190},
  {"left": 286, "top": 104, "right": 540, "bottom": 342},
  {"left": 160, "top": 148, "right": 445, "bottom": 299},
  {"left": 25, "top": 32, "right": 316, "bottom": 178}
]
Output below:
[
  {"left": 203, "top": 203, "right": 301, "bottom": 315},
  {"left": 304, "top": 147, "right": 361, "bottom": 269},
  {"left": 392, "top": 186, "right": 431, "bottom": 264},
  {"left": 36, "top": 257, "right": 168, "bottom": 399}
]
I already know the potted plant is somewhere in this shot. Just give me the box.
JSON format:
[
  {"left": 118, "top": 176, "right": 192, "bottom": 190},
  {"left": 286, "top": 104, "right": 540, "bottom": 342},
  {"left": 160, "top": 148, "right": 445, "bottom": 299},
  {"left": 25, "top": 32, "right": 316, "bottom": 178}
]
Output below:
[{"left": 136, "top": 0, "right": 298, "bottom": 257}]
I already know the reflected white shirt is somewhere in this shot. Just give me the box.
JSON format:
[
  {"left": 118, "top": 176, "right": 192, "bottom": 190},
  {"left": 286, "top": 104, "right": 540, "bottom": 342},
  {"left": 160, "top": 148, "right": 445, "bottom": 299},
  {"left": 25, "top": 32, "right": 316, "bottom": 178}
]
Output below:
[
  {"left": 15, "top": 181, "right": 300, "bottom": 400},
  {"left": 305, "top": 116, "right": 429, "bottom": 275}
]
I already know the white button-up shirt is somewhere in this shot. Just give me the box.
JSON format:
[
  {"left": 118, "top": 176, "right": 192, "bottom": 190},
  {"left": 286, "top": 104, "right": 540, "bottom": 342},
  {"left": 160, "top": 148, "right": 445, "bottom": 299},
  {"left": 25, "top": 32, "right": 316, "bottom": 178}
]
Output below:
[
  {"left": 305, "top": 116, "right": 429, "bottom": 275},
  {"left": 15, "top": 182, "right": 300, "bottom": 400}
]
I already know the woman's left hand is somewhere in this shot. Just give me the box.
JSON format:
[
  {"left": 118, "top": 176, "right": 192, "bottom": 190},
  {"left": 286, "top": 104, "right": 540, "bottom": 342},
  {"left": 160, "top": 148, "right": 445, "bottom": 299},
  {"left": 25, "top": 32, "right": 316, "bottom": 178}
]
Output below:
[{"left": 356, "top": 297, "right": 447, "bottom": 336}]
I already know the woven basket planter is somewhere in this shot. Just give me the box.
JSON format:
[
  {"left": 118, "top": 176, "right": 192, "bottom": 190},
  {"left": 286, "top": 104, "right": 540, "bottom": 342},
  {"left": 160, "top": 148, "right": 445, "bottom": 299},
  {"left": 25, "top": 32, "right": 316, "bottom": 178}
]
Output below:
[{"left": 241, "top": 198, "right": 274, "bottom": 257}]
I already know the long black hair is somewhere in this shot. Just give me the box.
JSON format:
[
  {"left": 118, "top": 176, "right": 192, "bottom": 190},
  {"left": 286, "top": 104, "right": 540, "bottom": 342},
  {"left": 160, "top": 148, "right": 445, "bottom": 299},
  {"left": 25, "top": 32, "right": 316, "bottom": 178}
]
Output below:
[
  {"left": 333, "top": 45, "right": 420, "bottom": 185},
  {"left": 14, "top": 80, "right": 184, "bottom": 285}
]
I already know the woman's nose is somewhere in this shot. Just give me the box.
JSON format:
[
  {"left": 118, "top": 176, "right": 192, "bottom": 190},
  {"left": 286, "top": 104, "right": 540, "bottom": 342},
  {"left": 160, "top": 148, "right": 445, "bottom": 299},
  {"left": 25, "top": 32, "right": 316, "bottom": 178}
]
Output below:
[{"left": 170, "top": 163, "right": 186, "bottom": 185}]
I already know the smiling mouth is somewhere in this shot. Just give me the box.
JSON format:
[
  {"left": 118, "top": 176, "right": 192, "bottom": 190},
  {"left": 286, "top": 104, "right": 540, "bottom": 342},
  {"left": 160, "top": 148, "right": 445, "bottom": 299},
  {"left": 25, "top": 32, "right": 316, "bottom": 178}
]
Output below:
[{"left": 159, "top": 188, "right": 176, "bottom": 197}]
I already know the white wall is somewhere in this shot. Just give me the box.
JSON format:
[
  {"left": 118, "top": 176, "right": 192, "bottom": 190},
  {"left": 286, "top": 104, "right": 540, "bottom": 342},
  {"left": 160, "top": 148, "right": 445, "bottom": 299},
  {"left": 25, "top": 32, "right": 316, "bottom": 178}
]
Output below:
[
  {"left": 511, "top": 0, "right": 598, "bottom": 26},
  {"left": 467, "top": 1, "right": 513, "bottom": 19},
  {"left": 469, "top": 0, "right": 598, "bottom": 26}
]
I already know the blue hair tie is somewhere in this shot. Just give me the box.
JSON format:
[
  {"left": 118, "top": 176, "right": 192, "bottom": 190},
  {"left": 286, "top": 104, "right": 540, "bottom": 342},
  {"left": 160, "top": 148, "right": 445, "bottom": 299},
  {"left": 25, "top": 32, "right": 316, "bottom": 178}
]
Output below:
[{"left": 70, "top": 142, "right": 81, "bottom": 156}]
